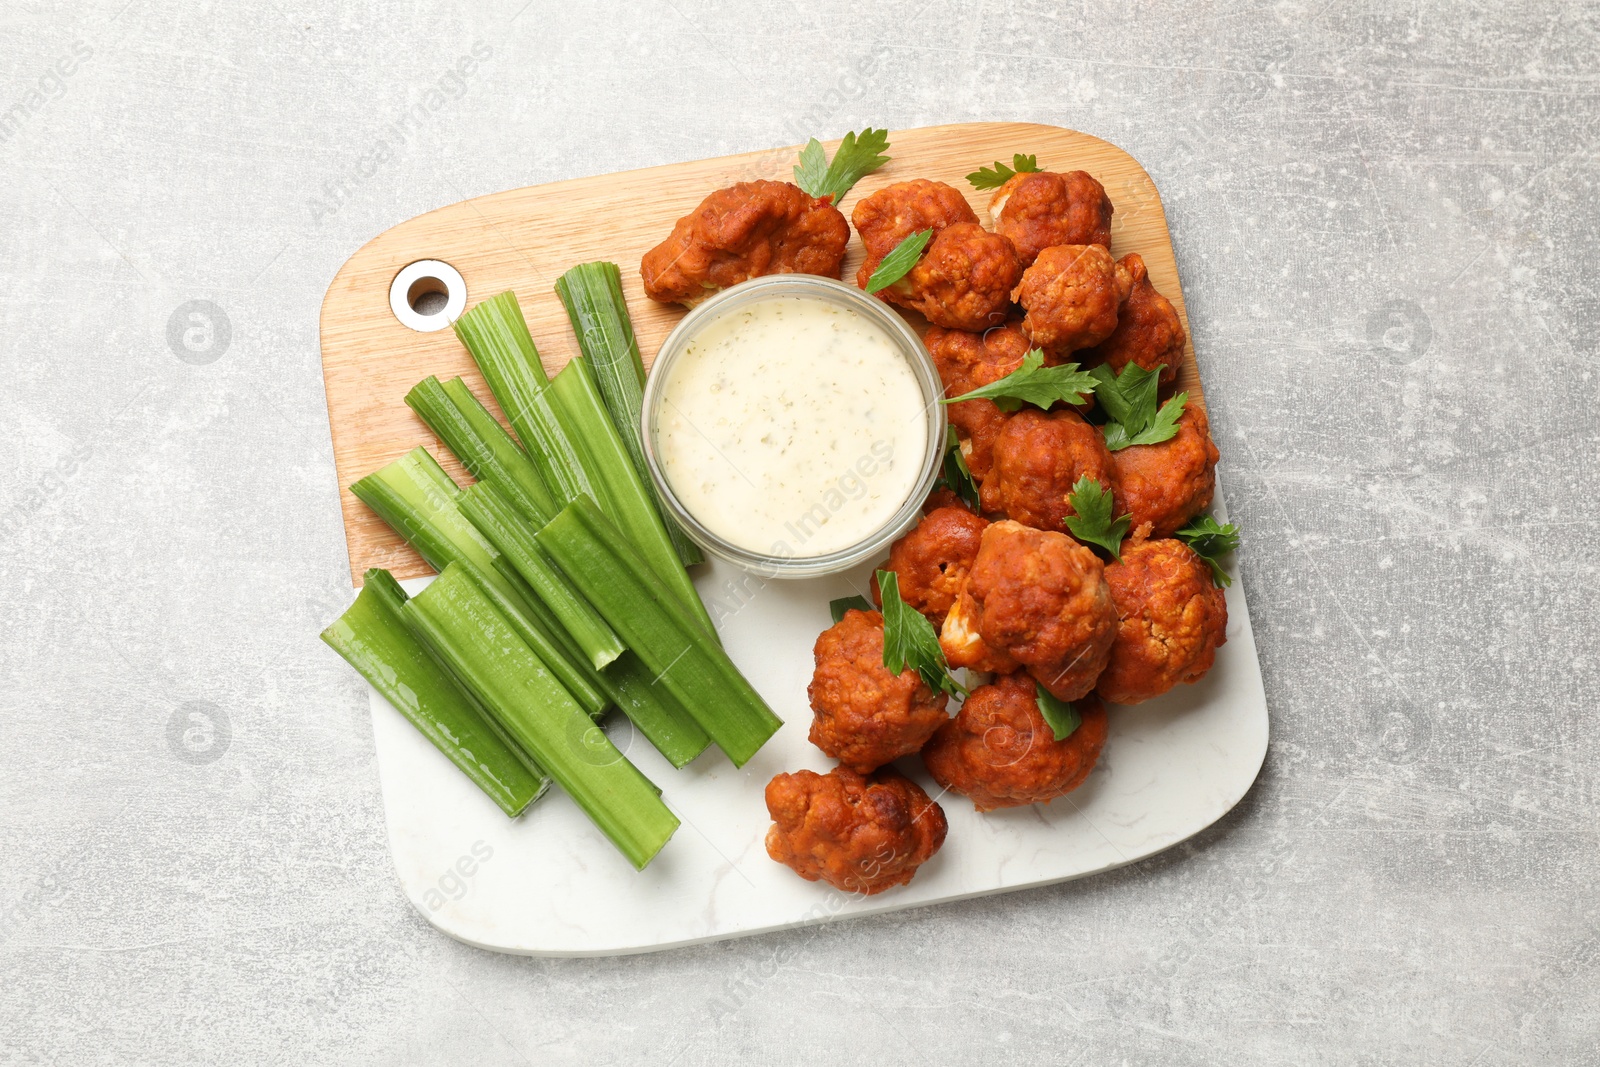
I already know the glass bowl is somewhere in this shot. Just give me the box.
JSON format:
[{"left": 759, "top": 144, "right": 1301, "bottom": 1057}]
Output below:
[{"left": 640, "top": 274, "right": 946, "bottom": 579}]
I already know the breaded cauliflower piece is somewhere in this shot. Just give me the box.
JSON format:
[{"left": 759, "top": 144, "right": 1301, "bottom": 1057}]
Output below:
[
  {"left": 852, "top": 178, "right": 979, "bottom": 278},
  {"left": 939, "top": 575, "right": 1021, "bottom": 674},
  {"left": 925, "top": 319, "right": 1032, "bottom": 399},
  {"left": 640, "top": 180, "right": 849, "bottom": 307},
  {"left": 1097, "top": 537, "right": 1228, "bottom": 705},
  {"left": 922, "top": 673, "right": 1109, "bottom": 812},
  {"left": 808, "top": 609, "right": 950, "bottom": 773},
  {"left": 883, "top": 222, "right": 1021, "bottom": 331},
  {"left": 955, "top": 520, "right": 1117, "bottom": 702},
  {"left": 922, "top": 486, "right": 976, "bottom": 514},
  {"left": 946, "top": 396, "right": 1010, "bottom": 486},
  {"left": 871, "top": 506, "right": 990, "bottom": 625},
  {"left": 989, "top": 170, "right": 1114, "bottom": 266},
  {"left": 1108, "top": 403, "right": 1219, "bottom": 539},
  {"left": 1013, "top": 244, "right": 1134, "bottom": 356},
  {"left": 1084, "top": 253, "right": 1186, "bottom": 386},
  {"left": 979, "top": 407, "right": 1115, "bottom": 531},
  {"left": 853, "top": 181, "right": 1019, "bottom": 330},
  {"left": 765, "top": 766, "right": 947, "bottom": 894}
]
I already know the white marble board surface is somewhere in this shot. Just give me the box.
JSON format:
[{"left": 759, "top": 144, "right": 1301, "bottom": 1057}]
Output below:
[{"left": 371, "top": 493, "right": 1267, "bottom": 956}]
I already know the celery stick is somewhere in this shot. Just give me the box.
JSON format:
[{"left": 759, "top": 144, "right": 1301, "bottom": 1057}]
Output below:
[
  {"left": 350, "top": 448, "right": 608, "bottom": 717},
  {"left": 459, "top": 480, "right": 711, "bottom": 767},
  {"left": 403, "top": 564, "right": 679, "bottom": 870},
  {"left": 453, "top": 292, "right": 596, "bottom": 507},
  {"left": 598, "top": 652, "right": 711, "bottom": 769},
  {"left": 454, "top": 291, "right": 713, "bottom": 638},
  {"left": 457, "top": 480, "right": 623, "bottom": 670},
  {"left": 404, "top": 375, "right": 555, "bottom": 525},
  {"left": 548, "top": 357, "right": 717, "bottom": 639},
  {"left": 537, "top": 498, "right": 782, "bottom": 767},
  {"left": 554, "top": 261, "right": 703, "bottom": 567},
  {"left": 321, "top": 569, "right": 547, "bottom": 817}
]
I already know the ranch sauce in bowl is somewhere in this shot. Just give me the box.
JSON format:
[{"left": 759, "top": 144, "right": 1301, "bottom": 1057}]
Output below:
[{"left": 643, "top": 275, "right": 944, "bottom": 577}]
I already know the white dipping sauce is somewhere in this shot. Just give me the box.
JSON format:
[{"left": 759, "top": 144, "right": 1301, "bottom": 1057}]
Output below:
[{"left": 656, "top": 296, "right": 928, "bottom": 557}]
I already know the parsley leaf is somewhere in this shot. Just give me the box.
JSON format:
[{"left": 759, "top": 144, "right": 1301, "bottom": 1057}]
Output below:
[
  {"left": 966, "top": 153, "right": 1041, "bottom": 190},
  {"left": 793, "top": 128, "right": 892, "bottom": 204},
  {"left": 1063, "top": 475, "right": 1132, "bottom": 561},
  {"left": 877, "top": 570, "right": 965, "bottom": 698},
  {"left": 793, "top": 139, "right": 830, "bottom": 198},
  {"left": 1089, "top": 362, "right": 1187, "bottom": 451},
  {"left": 1087, "top": 361, "right": 1155, "bottom": 426},
  {"left": 944, "top": 349, "right": 1097, "bottom": 412},
  {"left": 1175, "top": 515, "right": 1241, "bottom": 588},
  {"left": 829, "top": 595, "right": 875, "bottom": 624},
  {"left": 865, "top": 229, "right": 933, "bottom": 294},
  {"left": 933, "top": 425, "right": 981, "bottom": 510},
  {"left": 1034, "top": 682, "right": 1082, "bottom": 741},
  {"left": 1103, "top": 393, "right": 1187, "bottom": 450}
]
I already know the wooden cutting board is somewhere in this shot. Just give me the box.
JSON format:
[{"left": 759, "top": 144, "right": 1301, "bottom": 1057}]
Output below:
[{"left": 318, "top": 121, "right": 1201, "bottom": 585}]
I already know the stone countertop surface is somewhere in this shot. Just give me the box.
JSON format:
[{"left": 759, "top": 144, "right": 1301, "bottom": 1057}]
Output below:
[{"left": 1, "top": 2, "right": 1595, "bottom": 1063}]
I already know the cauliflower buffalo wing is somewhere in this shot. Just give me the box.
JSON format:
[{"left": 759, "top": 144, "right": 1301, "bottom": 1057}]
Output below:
[
  {"left": 939, "top": 573, "right": 1021, "bottom": 674},
  {"left": 885, "top": 222, "right": 1021, "bottom": 331},
  {"left": 765, "top": 766, "right": 947, "bottom": 894},
  {"left": 942, "top": 520, "right": 1117, "bottom": 701},
  {"left": 1013, "top": 244, "right": 1134, "bottom": 355},
  {"left": 1084, "top": 253, "right": 1186, "bottom": 386},
  {"left": 1097, "top": 537, "right": 1228, "bottom": 705},
  {"left": 871, "top": 506, "right": 989, "bottom": 625},
  {"left": 922, "top": 672, "right": 1108, "bottom": 811},
  {"left": 640, "top": 180, "right": 849, "bottom": 307},
  {"left": 853, "top": 181, "right": 1019, "bottom": 331},
  {"left": 989, "top": 170, "right": 1114, "bottom": 266},
  {"left": 808, "top": 609, "right": 949, "bottom": 773},
  {"left": 979, "top": 407, "right": 1114, "bottom": 531},
  {"left": 925, "top": 321, "right": 1030, "bottom": 494},
  {"left": 923, "top": 486, "right": 975, "bottom": 514},
  {"left": 1108, "top": 403, "right": 1219, "bottom": 538},
  {"left": 852, "top": 178, "right": 978, "bottom": 276},
  {"left": 925, "top": 319, "right": 1032, "bottom": 399},
  {"left": 946, "top": 395, "right": 1010, "bottom": 486}
]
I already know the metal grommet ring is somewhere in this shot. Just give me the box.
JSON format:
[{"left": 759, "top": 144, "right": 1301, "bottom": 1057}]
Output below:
[{"left": 389, "top": 259, "right": 467, "bottom": 332}]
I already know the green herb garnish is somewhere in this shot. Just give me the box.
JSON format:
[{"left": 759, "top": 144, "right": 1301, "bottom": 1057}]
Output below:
[
  {"left": 865, "top": 229, "right": 933, "bottom": 294},
  {"left": 933, "top": 425, "right": 980, "bottom": 510},
  {"left": 945, "top": 349, "right": 1097, "bottom": 412},
  {"left": 794, "top": 128, "right": 891, "bottom": 204},
  {"left": 1064, "top": 475, "right": 1132, "bottom": 562},
  {"left": 1089, "top": 362, "right": 1187, "bottom": 451},
  {"left": 1175, "top": 515, "right": 1241, "bottom": 588},
  {"left": 1034, "top": 683, "right": 1082, "bottom": 741},
  {"left": 877, "top": 570, "right": 965, "bottom": 698},
  {"left": 829, "top": 595, "right": 875, "bottom": 624},
  {"left": 966, "top": 153, "right": 1040, "bottom": 190}
]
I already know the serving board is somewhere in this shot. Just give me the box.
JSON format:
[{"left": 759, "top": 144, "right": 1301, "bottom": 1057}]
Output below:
[{"left": 319, "top": 123, "right": 1269, "bottom": 956}]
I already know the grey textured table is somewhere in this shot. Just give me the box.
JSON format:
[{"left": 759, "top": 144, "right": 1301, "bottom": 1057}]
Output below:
[{"left": 2, "top": 2, "right": 1596, "bottom": 1063}]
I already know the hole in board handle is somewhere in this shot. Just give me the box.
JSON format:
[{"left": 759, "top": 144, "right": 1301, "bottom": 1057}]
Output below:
[{"left": 390, "top": 260, "right": 467, "bottom": 332}]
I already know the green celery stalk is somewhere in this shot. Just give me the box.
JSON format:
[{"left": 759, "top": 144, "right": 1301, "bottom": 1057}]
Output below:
[
  {"left": 554, "top": 261, "right": 704, "bottom": 568},
  {"left": 321, "top": 569, "right": 548, "bottom": 817},
  {"left": 548, "top": 357, "right": 717, "bottom": 639},
  {"left": 402, "top": 563, "right": 679, "bottom": 870},
  {"left": 454, "top": 290, "right": 714, "bottom": 639},
  {"left": 350, "top": 448, "right": 608, "bottom": 717},
  {"left": 459, "top": 480, "right": 711, "bottom": 768},
  {"left": 404, "top": 375, "right": 556, "bottom": 525},
  {"left": 457, "top": 480, "right": 623, "bottom": 670},
  {"left": 453, "top": 292, "right": 596, "bottom": 507},
  {"left": 536, "top": 498, "right": 782, "bottom": 767},
  {"left": 597, "top": 651, "right": 711, "bottom": 770}
]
